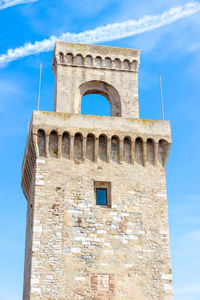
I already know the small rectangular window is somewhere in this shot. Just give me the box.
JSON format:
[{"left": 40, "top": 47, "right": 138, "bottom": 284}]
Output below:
[
  {"left": 94, "top": 181, "right": 111, "bottom": 207},
  {"left": 96, "top": 188, "right": 107, "bottom": 206}
]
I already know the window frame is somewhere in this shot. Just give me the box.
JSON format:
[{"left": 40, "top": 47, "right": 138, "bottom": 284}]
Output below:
[{"left": 94, "top": 181, "right": 111, "bottom": 208}]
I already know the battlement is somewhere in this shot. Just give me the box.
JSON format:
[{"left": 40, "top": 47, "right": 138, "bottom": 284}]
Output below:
[
  {"left": 21, "top": 110, "right": 171, "bottom": 200},
  {"left": 53, "top": 41, "right": 140, "bottom": 72},
  {"left": 53, "top": 42, "right": 140, "bottom": 118}
]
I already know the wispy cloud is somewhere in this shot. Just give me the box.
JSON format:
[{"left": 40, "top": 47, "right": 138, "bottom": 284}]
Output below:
[
  {"left": 0, "top": 0, "right": 37, "bottom": 10},
  {"left": 0, "top": 2, "right": 200, "bottom": 65}
]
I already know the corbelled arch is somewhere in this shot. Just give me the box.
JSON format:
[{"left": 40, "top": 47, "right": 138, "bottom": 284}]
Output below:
[{"left": 75, "top": 80, "right": 122, "bottom": 117}]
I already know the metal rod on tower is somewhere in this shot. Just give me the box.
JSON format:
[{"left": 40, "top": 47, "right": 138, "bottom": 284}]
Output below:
[
  {"left": 159, "top": 73, "right": 164, "bottom": 120},
  {"left": 37, "top": 63, "right": 42, "bottom": 110}
]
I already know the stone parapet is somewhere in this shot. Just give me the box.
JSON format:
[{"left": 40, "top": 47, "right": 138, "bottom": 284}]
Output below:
[
  {"left": 53, "top": 41, "right": 140, "bottom": 73},
  {"left": 21, "top": 111, "right": 171, "bottom": 201},
  {"left": 31, "top": 110, "right": 171, "bottom": 140}
]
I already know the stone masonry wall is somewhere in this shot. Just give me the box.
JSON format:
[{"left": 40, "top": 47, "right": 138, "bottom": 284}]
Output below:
[
  {"left": 26, "top": 155, "right": 173, "bottom": 300},
  {"left": 22, "top": 42, "right": 173, "bottom": 300},
  {"left": 53, "top": 42, "right": 140, "bottom": 118},
  {"left": 23, "top": 171, "right": 35, "bottom": 300}
]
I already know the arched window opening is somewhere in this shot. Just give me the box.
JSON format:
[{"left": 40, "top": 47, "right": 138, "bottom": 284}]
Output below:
[
  {"left": 123, "top": 137, "right": 131, "bottom": 163},
  {"left": 49, "top": 131, "right": 58, "bottom": 158},
  {"left": 99, "top": 135, "right": 107, "bottom": 162},
  {"left": 158, "top": 139, "right": 169, "bottom": 167},
  {"left": 85, "top": 55, "right": 93, "bottom": 66},
  {"left": 59, "top": 52, "right": 64, "bottom": 63},
  {"left": 105, "top": 57, "right": 112, "bottom": 68},
  {"left": 123, "top": 59, "right": 130, "bottom": 70},
  {"left": 95, "top": 56, "right": 102, "bottom": 67},
  {"left": 78, "top": 80, "right": 121, "bottom": 117},
  {"left": 75, "top": 54, "right": 83, "bottom": 66},
  {"left": 86, "top": 134, "right": 95, "bottom": 162},
  {"left": 66, "top": 53, "right": 73, "bottom": 64},
  {"left": 131, "top": 60, "right": 137, "bottom": 71},
  {"left": 74, "top": 133, "right": 83, "bottom": 162},
  {"left": 135, "top": 137, "right": 143, "bottom": 165},
  {"left": 114, "top": 58, "right": 121, "bottom": 69},
  {"left": 81, "top": 94, "right": 111, "bottom": 116},
  {"left": 62, "top": 132, "right": 70, "bottom": 159},
  {"left": 147, "top": 139, "right": 155, "bottom": 165},
  {"left": 111, "top": 136, "right": 119, "bottom": 163},
  {"left": 37, "top": 129, "right": 45, "bottom": 157}
]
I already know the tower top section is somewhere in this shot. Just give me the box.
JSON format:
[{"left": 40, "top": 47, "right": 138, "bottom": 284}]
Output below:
[{"left": 53, "top": 41, "right": 140, "bottom": 118}]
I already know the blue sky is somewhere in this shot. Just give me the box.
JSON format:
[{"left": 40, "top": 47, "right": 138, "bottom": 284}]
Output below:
[{"left": 0, "top": 0, "right": 200, "bottom": 299}]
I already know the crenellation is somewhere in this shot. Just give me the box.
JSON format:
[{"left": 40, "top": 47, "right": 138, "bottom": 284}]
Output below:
[{"left": 53, "top": 42, "right": 140, "bottom": 74}]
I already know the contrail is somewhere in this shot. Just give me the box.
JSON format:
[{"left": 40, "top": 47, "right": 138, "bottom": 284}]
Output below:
[
  {"left": 0, "top": 2, "right": 200, "bottom": 65},
  {"left": 0, "top": 0, "right": 38, "bottom": 10}
]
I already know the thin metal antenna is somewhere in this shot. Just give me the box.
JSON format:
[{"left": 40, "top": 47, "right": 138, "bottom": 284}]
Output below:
[
  {"left": 37, "top": 63, "right": 42, "bottom": 110},
  {"left": 159, "top": 73, "right": 164, "bottom": 120}
]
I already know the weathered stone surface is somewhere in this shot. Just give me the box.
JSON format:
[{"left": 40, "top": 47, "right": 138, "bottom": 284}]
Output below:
[
  {"left": 21, "top": 42, "right": 173, "bottom": 300},
  {"left": 53, "top": 42, "right": 140, "bottom": 118}
]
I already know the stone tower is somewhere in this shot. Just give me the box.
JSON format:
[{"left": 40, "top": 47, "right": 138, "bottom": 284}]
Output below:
[{"left": 21, "top": 42, "right": 173, "bottom": 300}]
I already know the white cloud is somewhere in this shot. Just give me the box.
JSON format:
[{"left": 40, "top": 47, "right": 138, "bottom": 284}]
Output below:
[
  {"left": 0, "top": 2, "right": 200, "bottom": 65},
  {"left": 0, "top": 0, "right": 37, "bottom": 10}
]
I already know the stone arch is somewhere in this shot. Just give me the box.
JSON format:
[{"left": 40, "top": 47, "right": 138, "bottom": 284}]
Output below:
[
  {"left": 86, "top": 133, "right": 95, "bottom": 162},
  {"left": 123, "top": 59, "right": 130, "bottom": 70},
  {"left": 99, "top": 134, "right": 107, "bottom": 162},
  {"left": 147, "top": 138, "right": 155, "bottom": 165},
  {"left": 85, "top": 55, "right": 93, "bottom": 66},
  {"left": 77, "top": 80, "right": 121, "bottom": 117},
  {"left": 66, "top": 53, "right": 73, "bottom": 64},
  {"left": 95, "top": 56, "right": 102, "bottom": 67},
  {"left": 49, "top": 130, "right": 58, "bottom": 158},
  {"left": 135, "top": 137, "right": 143, "bottom": 165},
  {"left": 105, "top": 57, "right": 112, "bottom": 68},
  {"left": 37, "top": 129, "right": 45, "bottom": 157},
  {"left": 114, "top": 58, "right": 121, "bottom": 69},
  {"left": 75, "top": 54, "right": 83, "bottom": 66},
  {"left": 62, "top": 131, "right": 70, "bottom": 159},
  {"left": 158, "top": 139, "right": 170, "bottom": 167},
  {"left": 111, "top": 135, "right": 119, "bottom": 163},
  {"left": 131, "top": 60, "right": 137, "bottom": 71},
  {"left": 123, "top": 136, "right": 131, "bottom": 163},
  {"left": 74, "top": 133, "right": 83, "bottom": 162},
  {"left": 59, "top": 52, "right": 64, "bottom": 63}
]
